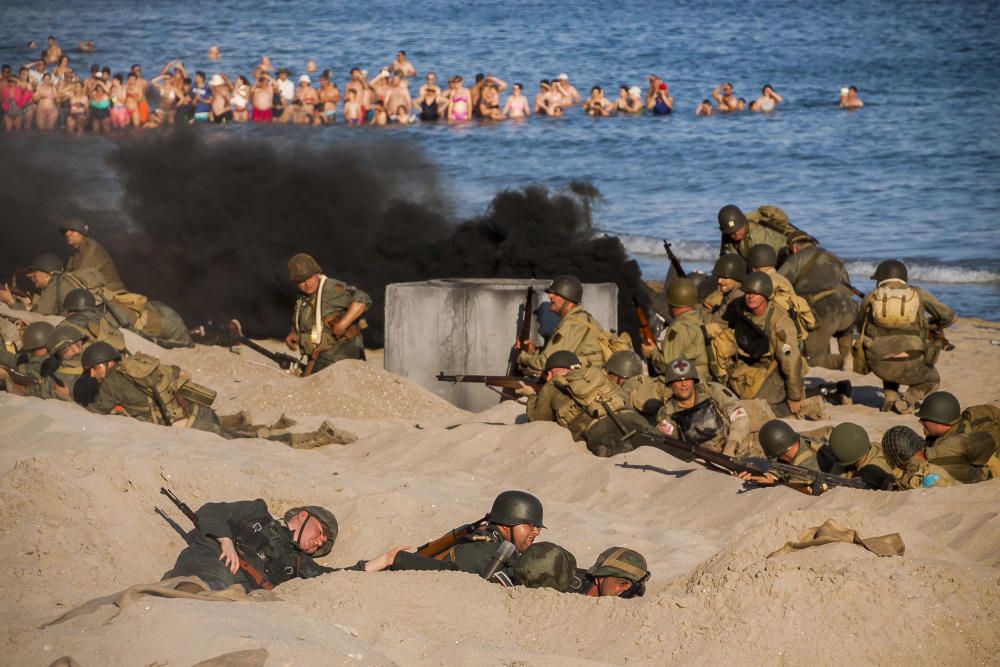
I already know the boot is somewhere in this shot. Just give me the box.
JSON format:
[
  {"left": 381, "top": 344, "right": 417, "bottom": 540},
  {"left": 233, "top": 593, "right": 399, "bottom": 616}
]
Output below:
[
  {"left": 880, "top": 388, "right": 900, "bottom": 413},
  {"left": 836, "top": 336, "right": 853, "bottom": 372},
  {"left": 798, "top": 395, "right": 828, "bottom": 421}
]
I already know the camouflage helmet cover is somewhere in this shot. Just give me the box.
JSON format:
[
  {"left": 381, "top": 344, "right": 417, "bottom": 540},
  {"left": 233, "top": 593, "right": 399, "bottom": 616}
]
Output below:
[
  {"left": 589, "top": 546, "right": 649, "bottom": 583},
  {"left": 284, "top": 505, "right": 339, "bottom": 557},
  {"left": 511, "top": 541, "right": 578, "bottom": 591}
]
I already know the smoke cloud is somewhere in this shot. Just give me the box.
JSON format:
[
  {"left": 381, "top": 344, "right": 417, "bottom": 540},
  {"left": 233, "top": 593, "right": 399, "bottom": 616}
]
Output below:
[{"left": 2, "top": 131, "right": 650, "bottom": 346}]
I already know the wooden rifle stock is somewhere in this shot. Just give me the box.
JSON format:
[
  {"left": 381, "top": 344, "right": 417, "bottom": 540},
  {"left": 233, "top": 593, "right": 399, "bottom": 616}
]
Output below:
[
  {"left": 159, "top": 487, "right": 274, "bottom": 590},
  {"left": 414, "top": 516, "right": 489, "bottom": 560},
  {"left": 633, "top": 297, "right": 656, "bottom": 347}
]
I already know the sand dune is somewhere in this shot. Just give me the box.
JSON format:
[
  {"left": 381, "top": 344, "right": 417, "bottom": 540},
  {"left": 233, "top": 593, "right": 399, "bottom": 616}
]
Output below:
[{"left": 1, "top": 317, "right": 998, "bottom": 665}]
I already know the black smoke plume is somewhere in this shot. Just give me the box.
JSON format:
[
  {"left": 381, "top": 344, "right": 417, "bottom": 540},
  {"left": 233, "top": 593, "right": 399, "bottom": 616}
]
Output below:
[{"left": 3, "top": 131, "right": 650, "bottom": 346}]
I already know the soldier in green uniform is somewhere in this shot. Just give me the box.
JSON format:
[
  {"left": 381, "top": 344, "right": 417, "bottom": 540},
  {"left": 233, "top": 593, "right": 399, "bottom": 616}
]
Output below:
[
  {"left": 604, "top": 350, "right": 672, "bottom": 424},
  {"left": 641, "top": 277, "right": 710, "bottom": 381},
  {"left": 570, "top": 546, "right": 650, "bottom": 598},
  {"left": 359, "top": 491, "right": 545, "bottom": 586},
  {"left": 517, "top": 275, "right": 610, "bottom": 372},
  {"left": 42, "top": 323, "right": 88, "bottom": 401},
  {"left": 779, "top": 232, "right": 858, "bottom": 370},
  {"left": 698, "top": 255, "right": 746, "bottom": 326},
  {"left": 747, "top": 244, "right": 816, "bottom": 339},
  {"left": 521, "top": 351, "right": 649, "bottom": 457},
  {"left": 0, "top": 321, "right": 54, "bottom": 397},
  {"left": 917, "top": 392, "right": 998, "bottom": 484},
  {"left": 165, "top": 499, "right": 337, "bottom": 592},
  {"left": 856, "top": 260, "right": 955, "bottom": 414},
  {"left": 725, "top": 273, "right": 825, "bottom": 419},
  {"left": 737, "top": 420, "right": 847, "bottom": 490},
  {"left": 285, "top": 253, "right": 371, "bottom": 375},
  {"left": 60, "top": 218, "right": 127, "bottom": 292},
  {"left": 0, "top": 254, "right": 105, "bottom": 316},
  {"left": 717, "top": 204, "right": 787, "bottom": 264},
  {"left": 654, "top": 357, "right": 753, "bottom": 456},
  {"left": 828, "top": 422, "right": 895, "bottom": 489},
  {"left": 881, "top": 425, "right": 960, "bottom": 489},
  {"left": 61, "top": 288, "right": 127, "bottom": 352}
]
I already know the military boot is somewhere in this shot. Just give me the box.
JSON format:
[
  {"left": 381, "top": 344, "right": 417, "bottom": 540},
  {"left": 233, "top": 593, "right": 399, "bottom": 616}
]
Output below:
[
  {"left": 881, "top": 388, "right": 900, "bottom": 413},
  {"left": 797, "top": 395, "right": 828, "bottom": 421},
  {"left": 836, "top": 335, "right": 853, "bottom": 371}
]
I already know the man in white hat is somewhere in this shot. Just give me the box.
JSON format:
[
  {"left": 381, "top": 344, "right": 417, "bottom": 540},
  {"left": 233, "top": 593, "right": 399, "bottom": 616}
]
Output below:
[
  {"left": 556, "top": 72, "right": 580, "bottom": 106},
  {"left": 294, "top": 74, "right": 318, "bottom": 124},
  {"left": 209, "top": 74, "right": 232, "bottom": 123}
]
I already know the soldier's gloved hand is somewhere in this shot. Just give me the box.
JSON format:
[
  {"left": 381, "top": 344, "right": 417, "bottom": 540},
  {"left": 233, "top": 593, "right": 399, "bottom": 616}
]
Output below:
[
  {"left": 217, "top": 537, "right": 240, "bottom": 574},
  {"left": 284, "top": 330, "right": 298, "bottom": 351},
  {"left": 639, "top": 341, "right": 656, "bottom": 358},
  {"left": 515, "top": 381, "right": 536, "bottom": 397},
  {"left": 786, "top": 399, "right": 802, "bottom": 415}
]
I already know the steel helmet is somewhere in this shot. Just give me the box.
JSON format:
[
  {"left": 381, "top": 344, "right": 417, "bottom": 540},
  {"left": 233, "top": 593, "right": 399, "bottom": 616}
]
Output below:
[
  {"left": 741, "top": 272, "right": 773, "bottom": 299},
  {"left": 747, "top": 244, "right": 778, "bottom": 269},
  {"left": 545, "top": 275, "right": 583, "bottom": 304},
  {"left": 284, "top": 505, "right": 339, "bottom": 557},
  {"left": 718, "top": 205, "right": 747, "bottom": 234},
  {"left": 666, "top": 277, "right": 698, "bottom": 308},
  {"left": 488, "top": 490, "right": 545, "bottom": 528},
  {"left": 914, "top": 391, "right": 961, "bottom": 426},
  {"left": 829, "top": 422, "right": 871, "bottom": 467},
  {"left": 759, "top": 419, "right": 799, "bottom": 458},
  {"left": 605, "top": 351, "right": 643, "bottom": 379},
  {"left": 81, "top": 341, "right": 122, "bottom": 371},
  {"left": 22, "top": 321, "right": 55, "bottom": 351}
]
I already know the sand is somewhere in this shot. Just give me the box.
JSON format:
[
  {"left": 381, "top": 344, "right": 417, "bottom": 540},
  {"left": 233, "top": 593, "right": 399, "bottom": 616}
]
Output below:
[{"left": 0, "top": 314, "right": 998, "bottom": 666}]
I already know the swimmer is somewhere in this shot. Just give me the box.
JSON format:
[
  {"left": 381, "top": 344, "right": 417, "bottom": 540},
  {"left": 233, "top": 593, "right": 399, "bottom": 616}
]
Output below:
[
  {"left": 393, "top": 104, "right": 413, "bottom": 125},
  {"left": 342, "top": 87, "right": 363, "bottom": 125},
  {"left": 478, "top": 79, "right": 505, "bottom": 120},
  {"left": 293, "top": 74, "right": 318, "bottom": 124},
  {"left": 257, "top": 55, "right": 274, "bottom": 73},
  {"left": 647, "top": 82, "right": 673, "bottom": 115},
  {"left": 502, "top": 82, "right": 530, "bottom": 119},
  {"left": 316, "top": 71, "right": 340, "bottom": 125},
  {"left": 417, "top": 79, "right": 443, "bottom": 121},
  {"left": 556, "top": 73, "right": 580, "bottom": 106},
  {"left": 64, "top": 80, "right": 89, "bottom": 135},
  {"left": 392, "top": 50, "right": 417, "bottom": 78},
  {"left": 209, "top": 74, "right": 233, "bottom": 123},
  {"left": 750, "top": 84, "right": 782, "bottom": 112},
  {"left": 695, "top": 99, "right": 714, "bottom": 116},
  {"left": 583, "top": 86, "right": 613, "bottom": 116},
  {"left": 613, "top": 85, "right": 642, "bottom": 114},
  {"left": 840, "top": 85, "right": 863, "bottom": 109},
  {"left": 250, "top": 73, "right": 274, "bottom": 122},
  {"left": 384, "top": 74, "right": 412, "bottom": 117},
  {"left": 645, "top": 74, "right": 662, "bottom": 108},
  {"left": 207, "top": 45, "right": 220, "bottom": 61},
  {"left": 418, "top": 72, "right": 439, "bottom": 100},
  {"left": 231, "top": 75, "right": 251, "bottom": 122},
  {"left": 711, "top": 82, "right": 739, "bottom": 112},
  {"left": 43, "top": 36, "right": 62, "bottom": 64},
  {"left": 34, "top": 72, "right": 59, "bottom": 130},
  {"left": 533, "top": 80, "right": 562, "bottom": 116},
  {"left": 445, "top": 75, "right": 471, "bottom": 123},
  {"left": 306, "top": 60, "right": 317, "bottom": 73},
  {"left": 79, "top": 40, "right": 96, "bottom": 53},
  {"left": 371, "top": 100, "right": 389, "bottom": 126}
]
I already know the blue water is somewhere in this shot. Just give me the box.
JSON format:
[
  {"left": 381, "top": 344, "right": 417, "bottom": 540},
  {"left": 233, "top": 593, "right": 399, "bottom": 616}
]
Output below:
[{"left": 3, "top": 0, "right": 1000, "bottom": 318}]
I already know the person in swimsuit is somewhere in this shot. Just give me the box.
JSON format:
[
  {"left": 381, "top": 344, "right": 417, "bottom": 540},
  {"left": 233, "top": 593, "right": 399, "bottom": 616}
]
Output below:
[
  {"left": 226, "top": 75, "right": 248, "bottom": 122},
  {"left": 294, "top": 75, "right": 318, "bottom": 124},
  {"left": 34, "top": 72, "right": 60, "bottom": 130},
  {"left": 478, "top": 81, "right": 504, "bottom": 120},
  {"left": 711, "top": 82, "right": 739, "bottom": 112},
  {"left": 614, "top": 85, "right": 642, "bottom": 114},
  {"left": 417, "top": 84, "right": 441, "bottom": 121},
  {"left": 647, "top": 82, "right": 673, "bottom": 115},
  {"left": 65, "top": 80, "right": 89, "bottom": 135},
  {"left": 533, "top": 80, "right": 562, "bottom": 116},
  {"left": 383, "top": 74, "right": 412, "bottom": 118},
  {"left": 418, "top": 72, "right": 439, "bottom": 100},
  {"left": 130, "top": 63, "right": 150, "bottom": 124},
  {"left": 250, "top": 74, "right": 273, "bottom": 122},
  {"left": 316, "top": 72, "right": 340, "bottom": 125},
  {"left": 109, "top": 74, "right": 130, "bottom": 129},
  {"left": 342, "top": 87, "right": 363, "bottom": 125},
  {"left": 16, "top": 67, "right": 37, "bottom": 129},
  {"left": 840, "top": 85, "right": 863, "bottom": 109},
  {"left": 371, "top": 100, "right": 389, "bottom": 126},
  {"left": 393, "top": 104, "right": 413, "bottom": 125},
  {"left": 750, "top": 84, "right": 782, "bottom": 112},
  {"left": 88, "top": 72, "right": 111, "bottom": 133},
  {"left": 695, "top": 99, "right": 714, "bottom": 116},
  {"left": 502, "top": 82, "right": 530, "bottom": 119},
  {"left": 209, "top": 74, "right": 232, "bottom": 123},
  {"left": 555, "top": 73, "right": 580, "bottom": 106},
  {"left": 146, "top": 61, "right": 182, "bottom": 127},
  {"left": 583, "top": 86, "right": 614, "bottom": 117},
  {"left": 446, "top": 75, "right": 471, "bottom": 123},
  {"left": 125, "top": 72, "right": 147, "bottom": 127},
  {"left": 43, "top": 36, "right": 62, "bottom": 65},
  {"left": 392, "top": 50, "right": 416, "bottom": 78},
  {"left": 52, "top": 54, "right": 72, "bottom": 85}
]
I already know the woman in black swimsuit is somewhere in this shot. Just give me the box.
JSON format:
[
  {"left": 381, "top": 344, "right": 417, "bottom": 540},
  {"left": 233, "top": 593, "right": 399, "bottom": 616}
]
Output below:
[{"left": 418, "top": 87, "right": 440, "bottom": 121}]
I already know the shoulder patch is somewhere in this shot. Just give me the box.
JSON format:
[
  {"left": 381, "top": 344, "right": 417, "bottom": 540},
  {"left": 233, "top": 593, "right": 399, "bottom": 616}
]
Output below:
[
  {"left": 667, "top": 330, "right": 678, "bottom": 342},
  {"left": 551, "top": 332, "right": 563, "bottom": 344}
]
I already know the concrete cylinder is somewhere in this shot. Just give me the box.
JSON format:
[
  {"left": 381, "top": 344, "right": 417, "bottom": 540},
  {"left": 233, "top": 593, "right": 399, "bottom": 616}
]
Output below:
[{"left": 384, "top": 278, "right": 619, "bottom": 412}]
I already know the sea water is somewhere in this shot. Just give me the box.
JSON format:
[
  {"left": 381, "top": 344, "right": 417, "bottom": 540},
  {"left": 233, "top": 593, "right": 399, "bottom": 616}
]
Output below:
[{"left": 3, "top": 0, "right": 998, "bottom": 318}]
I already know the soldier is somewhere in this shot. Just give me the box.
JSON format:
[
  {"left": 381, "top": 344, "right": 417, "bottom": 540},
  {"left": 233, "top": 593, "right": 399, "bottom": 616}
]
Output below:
[
  {"left": 717, "top": 204, "right": 787, "bottom": 264},
  {"left": 61, "top": 288, "right": 127, "bottom": 352},
  {"left": 641, "top": 277, "right": 710, "bottom": 382},
  {"left": 517, "top": 275, "right": 609, "bottom": 372},
  {"left": 827, "top": 422, "right": 895, "bottom": 489},
  {"left": 60, "top": 218, "right": 127, "bottom": 292},
  {"left": 570, "top": 546, "right": 650, "bottom": 598},
  {"left": 521, "top": 350, "right": 649, "bottom": 457},
  {"left": 654, "top": 357, "right": 752, "bottom": 456},
  {"left": 856, "top": 260, "right": 955, "bottom": 414},
  {"left": 881, "top": 425, "right": 960, "bottom": 489},
  {"left": 604, "top": 350, "right": 672, "bottom": 423},
  {"left": 779, "top": 232, "right": 858, "bottom": 370},
  {"left": 165, "top": 499, "right": 337, "bottom": 592},
  {"left": 0, "top": 321, "right": 54, "bottom": 397},
  {"left": 360, "top": 490, "right": 545, "bottom": 585},
  {"left": 917, "top": 391, "right": 998, "bottom": 484},
  {"left": 0, "top": 254, "right": 105, "bottom": 316},
  {"left": 43, "top": 323, "right": 89, "bottom": 401},
  {"left": 726, "top": 272, "right": 825, "bottom": 419},
  {"left": 285, "top": 253, "right": 371, "bottom": 375},
  {"left": 746, "top": 243, "right": 816, "bottom": 339},
  {"left": 81, "top": 342, "right": 352, "bottom": 447},
  {"left": 698, "top": 254, "right": 746, "bottom": 326},
  {"left": 102, "top": 290, "right": 194, "bottom": 349},
  {"left": 509, "top": 542, "right": 579, "bottom": 592}
]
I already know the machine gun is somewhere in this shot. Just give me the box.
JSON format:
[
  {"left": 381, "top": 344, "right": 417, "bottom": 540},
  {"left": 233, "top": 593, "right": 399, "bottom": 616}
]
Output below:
[{"left": 193, "top": 319, "right": 306, "bottom": 373}]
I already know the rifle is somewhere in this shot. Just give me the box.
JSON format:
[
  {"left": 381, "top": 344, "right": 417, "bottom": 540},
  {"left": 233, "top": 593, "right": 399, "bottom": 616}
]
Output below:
[
  {"left": 663, "top": 240, "right": 687, "bottom": 278},
  {"left": 436, "top": 373, "right": 545, "bottom": 397},
  {"left": 0, "top": 362, "right": 39, "bottom": 388},
  {"left": 843, "top": 282, "right": 865, "bottom": 299},
  {"left": 227, "top": 319, "right": 306, "bottom": 373},
  {"left": 633, "top": 296, "right": 656, "bottom": 348},
  {"left": 929, "top": 326, "right": 956, "bottom": 352},
  {"left": 805, "top": 380, "right": 852, "bottom": 401},
  {"left": 414, "top": 515, "right": 489, "bottom": 560},
  {"left": 628, "top": 429, "right": 869, "bottom": 495},
  {"left": 507, "top": 287, "right": 534, "bottom": 376},
  {"left": 159, "top": 487, "right": 275, "bottom": 590}
]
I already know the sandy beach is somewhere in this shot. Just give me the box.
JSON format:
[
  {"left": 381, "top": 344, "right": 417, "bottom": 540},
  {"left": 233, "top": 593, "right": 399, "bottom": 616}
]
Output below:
[{"left": 1, "top": 313, "right": 998, "bottom": 666}]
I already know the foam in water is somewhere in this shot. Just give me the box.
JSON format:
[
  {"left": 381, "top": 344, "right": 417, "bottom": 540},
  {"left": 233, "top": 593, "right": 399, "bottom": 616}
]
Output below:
[{"left": 844, "top": 262, "right": 1000, "bottom": 285}]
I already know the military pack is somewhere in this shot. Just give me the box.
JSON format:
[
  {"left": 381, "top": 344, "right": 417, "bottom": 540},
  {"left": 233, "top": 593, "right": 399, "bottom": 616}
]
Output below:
[
  {"left": 553, "top": 366, "right": 626, "bottom": 432},
  {"left": 116, "top": 352, "right": 189, "bottom": 424},
  {"left": 870, "top": 282, "right": 920, "bottom": 330}
]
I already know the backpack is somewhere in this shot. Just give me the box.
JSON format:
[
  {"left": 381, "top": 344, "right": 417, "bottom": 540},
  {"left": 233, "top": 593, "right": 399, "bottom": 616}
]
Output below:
[
  {"left": 553, "top": 366, "right": 627, "bottom": 432},
  {"left": 745, "top": 205, "right": 807, "bottom": 240},
  {"left": 581, "top": 317, "right": 633, "bottom": 363},
  {"left": 870, "top": 281, "right": 920, "bottom": 330},
  {"left": 117, "top": 352, "right": 188, "bottom": 424},
  {"left": 959, "top": 405, "right": 1000, "bottom": 450},
  {"left": 702, "top": 321, "right": 737, "bottom": 383}
]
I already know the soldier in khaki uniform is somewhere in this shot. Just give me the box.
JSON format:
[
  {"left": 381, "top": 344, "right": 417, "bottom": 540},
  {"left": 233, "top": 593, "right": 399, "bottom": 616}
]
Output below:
[
  {"left": 60, "top": 218, "right": 127, "bottom": 292},
  {"left": 641, "top": 277, "right": 710, "bottom": 382},
  {"left": 747, "top": 244, "right": 816, "bottom": 339},
  {"left": 725, "top": 272, "right": 825, "bottom": 419},
  {"left": 0, "top": 254, "right": 105, "bottom": 316},
  {"left": 827, "top": 422, "right": 895, "bottom": 489},
  {"left": 717, "top": 204, "right": 787, "bottom": 264},
  {"left": 856, "top": 260, "right": 955, "bottom": 413},
  {"left": 881, "top": 425, "right": 960, "bottom": 490},
  {"left": 604, "top": 350, "right": 671, "bottom": 424},
  {"left": 0, "top": 321, "right": 54, "bottom": 398},
  {"left": 917, "top": 392, "right": 998, "bottom": 484},
  {"left": 60, "top": 288, "right": 127, "bottom": 352},
  {"left": 285, "top": 253, "right": 371, "bottom": 375},
  {"left": 654, "top": 357, "right": 753, "bottom": 456},
  {"left": 517, "top": 275, "right": 607, "bottom": 372},
  {"left": 521, "top": 350, "right": 648, "bottom": 457},
  {"left": 43, "top": 324, "right": 89, "bottom": 402},
  {"left": 779, "top": 232, "right": 858, "bottom": 370},
  {"left": 698, "top": 254, "right": 746, "bottom": 326}
]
